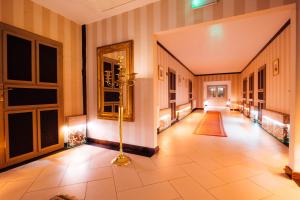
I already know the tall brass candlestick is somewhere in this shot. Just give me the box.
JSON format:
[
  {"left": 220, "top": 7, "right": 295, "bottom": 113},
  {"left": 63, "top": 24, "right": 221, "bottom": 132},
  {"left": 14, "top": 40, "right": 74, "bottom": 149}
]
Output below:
[{"left": 111, "top": 56, "right": 135, "bottom": 166}]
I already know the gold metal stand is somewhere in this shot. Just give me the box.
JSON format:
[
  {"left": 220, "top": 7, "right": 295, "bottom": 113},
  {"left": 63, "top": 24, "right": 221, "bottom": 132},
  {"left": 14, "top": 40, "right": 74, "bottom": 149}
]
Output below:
[{"left": 108, "top": 56, "right": 135, "bottom": 166}]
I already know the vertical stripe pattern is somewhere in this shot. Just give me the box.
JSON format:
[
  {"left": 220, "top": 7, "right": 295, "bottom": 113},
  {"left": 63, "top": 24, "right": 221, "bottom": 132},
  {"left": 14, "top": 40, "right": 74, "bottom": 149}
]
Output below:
[
  {"left": 0, "top": 0, "right": 83, "bottom": 116},
  {"left": 86, "top": 0, "right": 295, "bottom": 147},
  {"left": 241, "top": 26, "right": 291, "bottom": 114}
]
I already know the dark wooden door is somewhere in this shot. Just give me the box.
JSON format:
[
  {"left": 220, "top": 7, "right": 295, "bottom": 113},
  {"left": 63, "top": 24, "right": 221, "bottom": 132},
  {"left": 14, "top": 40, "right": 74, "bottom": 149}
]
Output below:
[
  {"left": 0, "top": 24, "right": 63, "bottom": 168},
  {"left": 258, "top": 66, "right": 266, "bottom": 123},
  {"left": 169, "top": 69, "right": 176, "bottom": 123}
]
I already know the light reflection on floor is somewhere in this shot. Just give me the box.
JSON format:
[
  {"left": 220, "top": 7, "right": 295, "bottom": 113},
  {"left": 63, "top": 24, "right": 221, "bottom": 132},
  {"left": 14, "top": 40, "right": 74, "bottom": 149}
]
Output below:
[{"left": 0, "top": 110, "right": 299, "bottom": 200}]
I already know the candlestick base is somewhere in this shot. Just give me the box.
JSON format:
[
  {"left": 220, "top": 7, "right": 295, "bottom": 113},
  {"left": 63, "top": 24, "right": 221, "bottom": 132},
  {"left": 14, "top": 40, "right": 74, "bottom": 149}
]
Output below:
[{"left": 111, "top": 153, "right": 131, "bottom": 166}]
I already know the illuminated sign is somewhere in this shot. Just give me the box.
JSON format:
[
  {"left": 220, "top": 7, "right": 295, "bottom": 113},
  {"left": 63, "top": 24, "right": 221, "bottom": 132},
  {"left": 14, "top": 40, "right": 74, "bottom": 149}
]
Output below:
[{"left": 191, "top": 0, "right": 218, "bottom": 9}]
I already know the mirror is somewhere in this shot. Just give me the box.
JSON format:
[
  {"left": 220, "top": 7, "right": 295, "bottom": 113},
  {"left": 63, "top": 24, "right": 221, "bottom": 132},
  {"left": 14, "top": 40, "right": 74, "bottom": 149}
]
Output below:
[{"left": 97, "top": 40, "right": 134, "bottom": 121}]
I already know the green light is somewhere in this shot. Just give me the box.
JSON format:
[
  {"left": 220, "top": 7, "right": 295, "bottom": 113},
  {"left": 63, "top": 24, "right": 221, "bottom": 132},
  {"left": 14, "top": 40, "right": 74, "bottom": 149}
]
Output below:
[
  {"left": 191, "top": 0, "right": 217, "bottom": 9},
  {"left": 191, "top": 0, "right": 206, "bottom": 9},
  {"left": 209, "top": 24, "right": 223, "bottom": 39}
]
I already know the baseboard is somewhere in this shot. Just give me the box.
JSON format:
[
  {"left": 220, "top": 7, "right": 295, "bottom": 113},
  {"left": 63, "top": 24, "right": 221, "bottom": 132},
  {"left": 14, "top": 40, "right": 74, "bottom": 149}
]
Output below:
[
  {"left": 87, "top": 137, "right": 159, "bottom": 157},
  {"left": 284, "top": 165, "right": 300, "bottom": 181}
]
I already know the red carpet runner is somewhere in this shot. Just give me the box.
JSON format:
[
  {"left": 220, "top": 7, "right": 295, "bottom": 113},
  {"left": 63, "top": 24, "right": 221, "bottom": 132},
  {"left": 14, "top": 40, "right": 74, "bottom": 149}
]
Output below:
[{"left": 194, "top": 111, "right": 227, "bottom": 137}]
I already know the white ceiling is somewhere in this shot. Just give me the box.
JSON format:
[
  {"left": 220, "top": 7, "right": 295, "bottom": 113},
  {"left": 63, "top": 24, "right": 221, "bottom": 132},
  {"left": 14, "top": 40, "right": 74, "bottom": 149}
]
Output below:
[
  {"left": 31, "top": 0, "right": 159, "bottom": 24},
  {"left": 156, "top": 8, "right": 292, "bottom": 75}
]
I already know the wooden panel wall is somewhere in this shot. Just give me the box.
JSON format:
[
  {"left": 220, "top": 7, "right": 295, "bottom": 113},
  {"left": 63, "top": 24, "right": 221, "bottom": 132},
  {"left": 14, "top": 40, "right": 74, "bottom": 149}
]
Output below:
[
  {"left": 86, "top": 0, "right": 295, "bottom": 148},
  {"left": 241, "top": 25, "right": 291, "bottom": 114},
  {"left": 0, "top": 0, "right": 83, "bottom": 116},
  {"left": 196, "top": 74, "right": 241, "bottom": 108}
]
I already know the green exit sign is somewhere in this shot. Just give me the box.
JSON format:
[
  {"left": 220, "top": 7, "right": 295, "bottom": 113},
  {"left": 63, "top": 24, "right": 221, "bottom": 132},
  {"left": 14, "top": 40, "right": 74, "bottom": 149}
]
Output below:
[{"left": 191, "top": 0, "right": 218, "bottom": 9}]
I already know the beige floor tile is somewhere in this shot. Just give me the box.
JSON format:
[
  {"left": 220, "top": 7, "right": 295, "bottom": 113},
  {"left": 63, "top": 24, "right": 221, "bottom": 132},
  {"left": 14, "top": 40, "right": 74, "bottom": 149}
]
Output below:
[
  {"left": 28, "top": 164, "right": 67, "bottom": 192},
  {"left": 117, "top": 182, "right": 180, "bottom": 200},
  {"left": 249, "top": 172, "right": 298, "bottom": 192},
  {"left": 112, "top": 165, "right": 142, "bottom": 191},
  {"left": 262, "top": 193, "right": 300, "bottom": 200},
  {"left": 138, "top": 166, "right": 187, "bottom": 185},
  {"left": 151, "top": 154, "right": 193, "bottom": 168},
  {"left": 209, "top": 180, "right": 270, "bottom": 200},
  {"left": 130, "top": 154, "right": 158, "bottom": 172},
  {"left": 170, "top": 177, "right": 216, "bottom": 200},
  {"left": 0, "top": 180, "right": 6, "bottom": 189},
  {"left": 212, "top": 154, "right": 252, "bottom": 167},
  {"left": 60, "top": 165, "right": 112, "bottom": 186},
  {"left": 0, "top": 179, "right": 33, "bottom": 200},
  {"left": 0, "top": 166, "right": 44, "bottom": 183},
  {"left": 85, "top": 178, "right": 117, "bottom": 200},
  {"left": 89, "top": 150, "right": 118, "bottom": 169},
  {"left": 21, "top": 183, "right": 86, "bottom": 200},
  {"left": 1, "top": 110, "right": 298, "bottom": 200},
  {"left": 212, "top": 165, "right": 260, "bottom": 183},
  {"left": 250, "top": 174, "right": 300, "bottom": 199},
  {"left": 194, "top": 158, "right": 224, "bottom": 171},
  {"left": 181, "top": 163, "right": 225, "bottom": 189},
  {"left": 261, "top": 195, "right": 283, "bottom": 200}
]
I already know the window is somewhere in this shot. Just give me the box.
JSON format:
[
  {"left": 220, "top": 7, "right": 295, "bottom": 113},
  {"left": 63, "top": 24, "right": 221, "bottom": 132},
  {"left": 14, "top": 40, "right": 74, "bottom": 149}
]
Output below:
[{"left": 207, "top": 85, "right": 227, "bottom": 98}]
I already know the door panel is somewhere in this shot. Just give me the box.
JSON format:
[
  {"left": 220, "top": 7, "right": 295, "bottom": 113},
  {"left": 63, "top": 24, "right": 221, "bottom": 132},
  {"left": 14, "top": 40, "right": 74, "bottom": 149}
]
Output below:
[
  {"left": 37, "top": 108, "right": 63, "bottom": 154},
  {"left": 7, "top": 87, "right": 58, "bottom": 107},
  {"left": 40, "top": 109, "right": 59, "bottom": 149},
  {"left": 37, "top": 42, "right": 58, "bottom": 84},
  {"left": 5, "top": 110, "right": 37, "bottom": 165},
  {"left": 3, "top": 31, "right": 35, "bottom": 84},
  {"left": 0, "top": 23, "right": 64, "bottom": 169}
]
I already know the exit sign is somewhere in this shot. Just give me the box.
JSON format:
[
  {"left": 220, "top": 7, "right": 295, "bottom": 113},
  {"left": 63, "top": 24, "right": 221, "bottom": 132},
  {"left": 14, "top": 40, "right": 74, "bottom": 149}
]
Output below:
[{"left": 191, "top": 0, "right": 218, "bottom": 9}]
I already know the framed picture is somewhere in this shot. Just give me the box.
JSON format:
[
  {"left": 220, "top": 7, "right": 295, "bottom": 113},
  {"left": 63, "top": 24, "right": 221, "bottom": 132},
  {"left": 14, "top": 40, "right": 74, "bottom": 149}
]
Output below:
[
  {"left": 273, "top": 59, "right": 279, "bottom": 76},
  {"left": 158, "top": 65, "right": 164, "bottom": 80}
]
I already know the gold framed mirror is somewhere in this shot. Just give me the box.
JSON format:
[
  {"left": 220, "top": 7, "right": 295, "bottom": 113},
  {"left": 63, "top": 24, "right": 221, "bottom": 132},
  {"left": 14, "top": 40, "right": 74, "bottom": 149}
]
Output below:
[{"left": 97, "top": 40, "right": 134, "bottom": 121}]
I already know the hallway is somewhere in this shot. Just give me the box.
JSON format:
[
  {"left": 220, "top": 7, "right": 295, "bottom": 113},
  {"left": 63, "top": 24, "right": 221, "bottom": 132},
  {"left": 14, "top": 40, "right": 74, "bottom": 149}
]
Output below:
[{"left": 0, "top": 110, "right": 299, "bottom": 200}]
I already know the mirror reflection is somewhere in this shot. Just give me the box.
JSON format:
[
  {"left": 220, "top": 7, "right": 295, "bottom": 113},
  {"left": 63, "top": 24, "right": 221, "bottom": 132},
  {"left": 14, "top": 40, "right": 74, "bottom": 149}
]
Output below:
[{"left": 97, "top": 41, "right": 134, "bottom": 121}]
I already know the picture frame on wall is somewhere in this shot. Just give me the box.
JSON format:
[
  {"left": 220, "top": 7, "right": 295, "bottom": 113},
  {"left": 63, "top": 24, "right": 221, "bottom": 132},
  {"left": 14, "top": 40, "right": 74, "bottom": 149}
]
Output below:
[
  {"left": 273, "top": 58, "right": 279, "bottom": 76},
  {"left": 158, "top": 65, "right": 164, "bottom": 80}
]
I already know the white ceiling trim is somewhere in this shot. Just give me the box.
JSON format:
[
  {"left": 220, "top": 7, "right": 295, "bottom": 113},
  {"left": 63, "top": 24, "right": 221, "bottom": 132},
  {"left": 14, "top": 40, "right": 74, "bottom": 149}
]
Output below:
[{"left": 31, "top": 0, "right": 159, "bottom": 24}]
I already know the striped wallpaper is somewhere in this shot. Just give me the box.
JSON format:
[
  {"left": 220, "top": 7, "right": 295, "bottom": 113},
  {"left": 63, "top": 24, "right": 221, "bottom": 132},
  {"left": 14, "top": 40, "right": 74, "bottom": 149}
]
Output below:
[
  {"left": 0, "top": 0, "right": 83, "bottom": 117},
  {"left": 157, "top": 45, "right": 196, "bottom": 109},
  {"left": 86, "top": 0, "right": 295, "bottom": 147},
  {"left": 196, "top": 74, "right": 241, "bottom": 108},
  {"left": 241, "top": 25, "right": 291, "bottom": 114}
]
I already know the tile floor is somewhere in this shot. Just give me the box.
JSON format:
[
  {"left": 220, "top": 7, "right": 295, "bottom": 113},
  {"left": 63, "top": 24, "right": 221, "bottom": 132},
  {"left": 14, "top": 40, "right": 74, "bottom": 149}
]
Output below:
[{"left": 0, "top": 110, "right": 299, "bottom": 200}]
